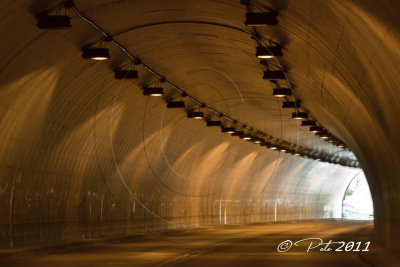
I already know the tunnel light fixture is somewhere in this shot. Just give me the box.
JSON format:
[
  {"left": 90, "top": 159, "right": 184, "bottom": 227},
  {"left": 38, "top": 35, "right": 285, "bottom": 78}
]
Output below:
[
  {"left": 282, "top": 101, "right": 300, "bottom": 108},
  {"left": 338, "top": 144, "right": 345, "bottom": 148},
  {"left": 114, "top": 69, "right": 138, "bottom": 79},
  {"left": 273, "top": 88, "right": 292, "bottom": 97},
  {"left": 206, "top": 120, "right": 222, "bottom": 127},
  {"left": 292, "top": 112, "right": 308, "bottom": 120},
  {"left": 301, "top": 120, "right": 316, "bottom": 126},
  {"left": 240, "top": 134, "right": 252, "bottom": 140},
  {"left": 245, "top": 12, "right": 278, "bottom": 26},
  {"left": 255, "top": 46, "right": 283, "bottom": 59},
  {"left": 264, "top": 142, "right": 272, "bottom": 147},
  {"left": 294, "top": 152, "right": 300, "bottom": 156},
  {"left": 280, "top": 148, "right": 287, "bottom": 152},
  {"left": 320, "top": 132, "right": 330, "bottom": 139},
  {"left": 167, "top": 100, "right": 185, "bottom": 108},
  {"left": 221, "top": 127, "right": 236, "bottom": 134},
  {"left": 309, "top": 126, "right": 323, "bottom": 133},
  {"left": 232, "top": 131, "right": 244, "bottom": 137},
  {"left": 263, "top": 70, "right": 286, "bottom": 80},
  {"left": 253, "top": 138, "right": 262, "bottom": 144},
  {"left": 37, "top": 14, "right": 71, "bottom": 29},
  {"left": 82, "top": 47, "right": 110, "bottom": 60},
  {"left": 143, "top": 87, "right": 164, "bottom": 96},
  {"left": 267, "top": 142, "right": 277, "bottom": 150},
  {"left": 187, "top": 111, "right": 204, "bottom": 119},
  {"left": 316, "top": 131, "right": 330, "bottom": 139}
]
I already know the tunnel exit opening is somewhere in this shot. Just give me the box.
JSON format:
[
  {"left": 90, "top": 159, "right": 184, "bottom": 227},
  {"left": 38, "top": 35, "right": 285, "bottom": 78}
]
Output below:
[{"left": 342, "top": 172, "right": 374, "bottom": 220}]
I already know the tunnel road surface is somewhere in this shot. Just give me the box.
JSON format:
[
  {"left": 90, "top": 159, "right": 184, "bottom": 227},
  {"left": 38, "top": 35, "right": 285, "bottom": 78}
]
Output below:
[{"left": 0, "top": 220, "right": 384, "bottom": 267}]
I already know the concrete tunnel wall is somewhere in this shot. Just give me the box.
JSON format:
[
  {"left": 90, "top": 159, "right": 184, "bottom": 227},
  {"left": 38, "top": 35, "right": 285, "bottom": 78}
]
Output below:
[{"left": 0, "top": 0, "right": 398, "bottom": 252}]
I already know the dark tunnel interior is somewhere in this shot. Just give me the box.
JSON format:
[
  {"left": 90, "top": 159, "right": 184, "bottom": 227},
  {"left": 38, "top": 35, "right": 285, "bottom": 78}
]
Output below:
[{"left": 1, "top": 0, "right": 400, "bottom": 266}]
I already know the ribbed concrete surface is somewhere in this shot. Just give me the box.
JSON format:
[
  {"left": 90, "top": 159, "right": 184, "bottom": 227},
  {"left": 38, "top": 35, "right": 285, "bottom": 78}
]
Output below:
[{"left": 0, "top": 0, "right": 399, "bottom": 256}]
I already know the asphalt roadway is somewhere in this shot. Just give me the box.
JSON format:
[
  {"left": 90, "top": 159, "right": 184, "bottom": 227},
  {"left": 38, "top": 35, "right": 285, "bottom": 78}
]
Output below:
[{"left": 2, "top": 220, "right": 397, "bottom": 267}]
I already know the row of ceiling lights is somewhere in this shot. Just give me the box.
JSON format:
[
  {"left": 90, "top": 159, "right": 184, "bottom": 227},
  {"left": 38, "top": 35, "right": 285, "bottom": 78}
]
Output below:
[
  {"left": 34, "top": 3, "right": 359, "bottom": 168},
  {"left": 242, "top": 3, "right": 350, "bottom": 150}
]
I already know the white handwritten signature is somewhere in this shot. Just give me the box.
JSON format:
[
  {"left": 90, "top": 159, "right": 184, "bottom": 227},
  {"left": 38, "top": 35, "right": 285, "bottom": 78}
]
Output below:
[{"left": 277, "top": 238, "right": 371, "bottom": 253}]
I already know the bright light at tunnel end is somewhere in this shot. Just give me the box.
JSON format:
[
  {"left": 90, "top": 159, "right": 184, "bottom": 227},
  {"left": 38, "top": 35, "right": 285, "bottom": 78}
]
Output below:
[{"left": 342, "top": 172, "right": 374, "bottom": 221}]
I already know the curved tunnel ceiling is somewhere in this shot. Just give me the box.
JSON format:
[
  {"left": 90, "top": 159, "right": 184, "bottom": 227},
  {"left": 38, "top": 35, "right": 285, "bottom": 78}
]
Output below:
[{"left": 1, "top": 0, "right": 400, "bottom": 253}]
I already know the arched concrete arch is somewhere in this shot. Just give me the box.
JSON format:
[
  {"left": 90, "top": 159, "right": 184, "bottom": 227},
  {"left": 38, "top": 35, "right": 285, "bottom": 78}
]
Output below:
[{"left": 0, "top": 0, "right": 399, "bottom": 256}]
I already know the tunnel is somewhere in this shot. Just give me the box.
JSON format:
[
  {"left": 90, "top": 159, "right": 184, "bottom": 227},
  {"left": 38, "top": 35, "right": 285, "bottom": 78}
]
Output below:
[{"left": 0, "top": 0, "right": 399, "bottom": 266}]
